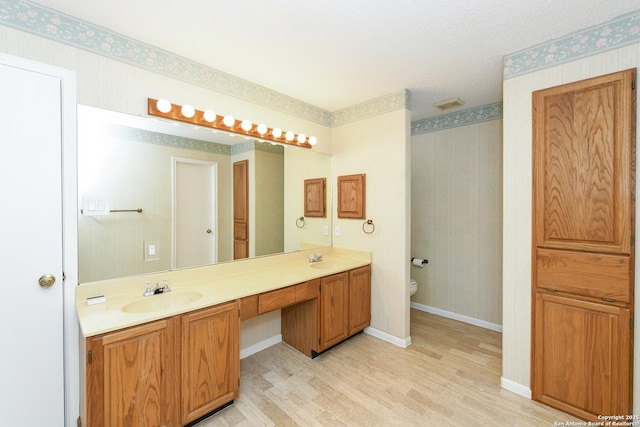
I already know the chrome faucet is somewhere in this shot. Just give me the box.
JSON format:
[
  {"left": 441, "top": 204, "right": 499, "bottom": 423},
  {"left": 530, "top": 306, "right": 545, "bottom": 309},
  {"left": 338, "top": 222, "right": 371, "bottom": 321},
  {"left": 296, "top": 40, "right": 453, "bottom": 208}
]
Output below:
[
  {"left": 143, "top": 279, "right": 171, "bottom": 297},
  {"left": 309, "top": 253, "right": 323, "bottom": 263}
]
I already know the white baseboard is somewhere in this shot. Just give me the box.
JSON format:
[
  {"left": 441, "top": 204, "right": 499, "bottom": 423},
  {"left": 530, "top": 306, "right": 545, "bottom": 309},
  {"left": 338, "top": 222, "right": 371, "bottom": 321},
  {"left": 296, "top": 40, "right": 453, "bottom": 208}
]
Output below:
[
  {"left": 240, "top": 334, "right": 282, "bottom": 359},
  {"left": 364, "top": 326, "right": 412, "bottom": 348},
  {"left": 500, "top": 377, "right": 532, "bottom": 399},
  {"left": 410, "top": 302, "right": 503, "bottom": 333}
]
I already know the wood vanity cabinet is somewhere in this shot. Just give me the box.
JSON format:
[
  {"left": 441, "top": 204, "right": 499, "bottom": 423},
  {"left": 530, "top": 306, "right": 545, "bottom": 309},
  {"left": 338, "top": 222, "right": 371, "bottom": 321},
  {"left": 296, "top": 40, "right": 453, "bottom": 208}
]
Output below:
[
  {"left": 316, "top": 265, "right": 371, "bottom": 354},
  {"left": 348, "top": 265, "right": 372, "bottom": 335},
  {"left": 181, "top": 302, "right": 240, "bottom": 425},
  {"left": 86, "top": 300, "right": 239, "bottom": 427},
  {"left": 317, "top": 272, "right": 350, "bottom": 351},
  {"left": 86, "top": 317, "right": 180, "bottom": 427},
  {"left": 281, "top": 265, "right": 371, "bottom": 357}
]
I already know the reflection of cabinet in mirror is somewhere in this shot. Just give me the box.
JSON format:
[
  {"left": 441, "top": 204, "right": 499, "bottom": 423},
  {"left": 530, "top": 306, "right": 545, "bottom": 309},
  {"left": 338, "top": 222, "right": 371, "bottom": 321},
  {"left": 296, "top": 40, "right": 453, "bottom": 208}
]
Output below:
[
  {"left": 304, "top": 177, "right": 326, "bottom": 217},
  {"left": 233, "top": 160, "right": 248, "bottom": 259},
  {"left": 337, "top": 174, "right": 366, "bottom": 219}
]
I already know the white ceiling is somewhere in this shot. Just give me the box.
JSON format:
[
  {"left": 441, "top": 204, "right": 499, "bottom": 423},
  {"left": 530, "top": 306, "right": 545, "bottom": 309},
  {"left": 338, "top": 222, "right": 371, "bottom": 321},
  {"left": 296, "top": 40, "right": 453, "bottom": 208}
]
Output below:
[{"left": 28, "top": 0, "right": 640, "bottom": 121}]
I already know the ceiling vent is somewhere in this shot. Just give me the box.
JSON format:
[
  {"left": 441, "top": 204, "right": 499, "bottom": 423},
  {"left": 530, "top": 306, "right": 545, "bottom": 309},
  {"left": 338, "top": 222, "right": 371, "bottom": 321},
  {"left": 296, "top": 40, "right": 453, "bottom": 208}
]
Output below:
[{"left": 433, "top": 97, "right": 464, "bottom": 110}]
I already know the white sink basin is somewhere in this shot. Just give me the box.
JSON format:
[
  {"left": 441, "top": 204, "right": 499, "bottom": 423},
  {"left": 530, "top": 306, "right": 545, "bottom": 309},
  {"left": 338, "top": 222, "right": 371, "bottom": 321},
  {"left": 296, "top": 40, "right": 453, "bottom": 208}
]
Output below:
[
  {"left": 117, "top": 291, "right": 204, "bottom": 314},
  {"left": 309, "top": 259, "right": 347, "bottom": 270}
]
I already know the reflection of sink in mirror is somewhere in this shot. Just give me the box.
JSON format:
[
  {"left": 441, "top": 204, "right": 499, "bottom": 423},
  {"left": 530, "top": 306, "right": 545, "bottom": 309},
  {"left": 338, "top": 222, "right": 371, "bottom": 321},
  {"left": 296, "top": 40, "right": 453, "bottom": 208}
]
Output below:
[
  {"left": 310, "top": 259, "right": 347, "bottom": 269},
  {"left": 119, "top": 291, "right": 203, "bottom": 314}
]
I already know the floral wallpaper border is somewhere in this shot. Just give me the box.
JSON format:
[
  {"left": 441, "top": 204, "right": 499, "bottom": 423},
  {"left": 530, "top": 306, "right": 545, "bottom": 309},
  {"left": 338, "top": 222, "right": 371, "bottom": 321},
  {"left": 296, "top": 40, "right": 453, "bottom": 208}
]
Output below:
[
  {"left": 0, "top": 0, "right": 333, "bottom": 126},
  {"left": 104, "top": 123, "right": 232, "bottom": 156},
  {"left": 411, "top": 102, "right": 503, "bottom": 135},
  {"left": 3, "top": 1, "right": 634, "bottom": 128},
  {"left": 504, "top": 10, "right": 640, "bottom": 79},
  {"left": 331, "top": 89, "right": 411, "bottom": 127}
]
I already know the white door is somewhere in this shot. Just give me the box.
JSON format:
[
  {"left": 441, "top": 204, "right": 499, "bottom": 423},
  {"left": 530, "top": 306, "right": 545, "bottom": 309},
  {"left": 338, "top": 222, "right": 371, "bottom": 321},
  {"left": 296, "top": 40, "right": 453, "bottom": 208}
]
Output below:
[
  {"left": 173, "top": 159, "right": 217, "bottom": 268},
  {"left": 0, "top": 63, "right": 65, "bottom": 424}
]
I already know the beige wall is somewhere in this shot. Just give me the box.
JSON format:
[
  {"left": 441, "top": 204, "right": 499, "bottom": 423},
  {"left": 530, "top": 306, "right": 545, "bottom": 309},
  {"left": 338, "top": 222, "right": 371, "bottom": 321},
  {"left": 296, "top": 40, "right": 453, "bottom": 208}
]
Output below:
[
  {"left": 331, "top": 109, "right": 412, "bottom": 341},
  {"left": 284, "top": 148, "right": 333, "bottom": 252},
  {"left": 411, "top": 120, "right": 503, "bottom": 326},
  {"left": 502, "top": 43, "right": 640, "bottom": 411},
  {"left": 254, "top": 148, "right": 285, "bottom": 257}
]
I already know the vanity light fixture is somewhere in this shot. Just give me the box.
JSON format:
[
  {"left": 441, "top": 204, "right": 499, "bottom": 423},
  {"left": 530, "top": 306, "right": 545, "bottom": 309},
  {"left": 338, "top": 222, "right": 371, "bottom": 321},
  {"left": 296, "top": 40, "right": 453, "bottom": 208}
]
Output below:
[{"left": 148, "top": 98, "right": 316, "bottom": 148}]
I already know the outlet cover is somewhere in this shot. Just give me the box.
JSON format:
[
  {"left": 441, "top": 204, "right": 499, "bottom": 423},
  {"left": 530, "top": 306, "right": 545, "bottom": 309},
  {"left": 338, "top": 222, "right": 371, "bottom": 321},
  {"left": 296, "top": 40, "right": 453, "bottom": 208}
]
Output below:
[{"left": 144, "top": 240, "right": 159, "bottom": 261}]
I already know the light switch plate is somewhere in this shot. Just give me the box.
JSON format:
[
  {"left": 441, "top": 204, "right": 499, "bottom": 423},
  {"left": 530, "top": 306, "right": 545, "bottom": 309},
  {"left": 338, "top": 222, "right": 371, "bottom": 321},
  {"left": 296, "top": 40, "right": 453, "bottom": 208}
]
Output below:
[{"left": 334, "top": 226, "right": 341, "bottom": 237}]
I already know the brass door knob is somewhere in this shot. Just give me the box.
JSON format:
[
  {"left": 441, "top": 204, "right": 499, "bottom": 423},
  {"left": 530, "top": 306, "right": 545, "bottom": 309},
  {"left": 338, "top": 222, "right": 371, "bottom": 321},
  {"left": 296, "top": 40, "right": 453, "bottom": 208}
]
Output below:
[{"left": 38, "top": 274, "right": 56, "bottom": 288}]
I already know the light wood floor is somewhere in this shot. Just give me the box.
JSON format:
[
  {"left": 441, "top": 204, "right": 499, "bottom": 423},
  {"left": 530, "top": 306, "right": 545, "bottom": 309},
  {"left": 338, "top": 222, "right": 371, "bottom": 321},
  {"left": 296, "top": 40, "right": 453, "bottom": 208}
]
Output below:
[{"left": 196, "top": 309, "right": 580, "bottom": 426}]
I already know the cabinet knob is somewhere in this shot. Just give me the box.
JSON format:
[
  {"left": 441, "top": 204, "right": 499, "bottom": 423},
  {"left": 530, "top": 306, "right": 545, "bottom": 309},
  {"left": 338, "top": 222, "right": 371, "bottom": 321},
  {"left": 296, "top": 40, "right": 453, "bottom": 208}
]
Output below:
[
  {"left": 206, "top": 229, "right": 212, "bottom": 234},
  {"left": 38, "top": 274, "right": 56, "bottom": 288}
]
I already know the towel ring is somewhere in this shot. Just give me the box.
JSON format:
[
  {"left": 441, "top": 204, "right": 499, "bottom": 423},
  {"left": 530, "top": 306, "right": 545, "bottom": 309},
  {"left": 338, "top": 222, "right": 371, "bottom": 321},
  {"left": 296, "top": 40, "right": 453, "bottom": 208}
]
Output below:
[
  {"left": 362, "top": 219, "right": 375, "bottom": 234},
  {"left": 296, "top": 216, "right": 305, "bottom": 228}
]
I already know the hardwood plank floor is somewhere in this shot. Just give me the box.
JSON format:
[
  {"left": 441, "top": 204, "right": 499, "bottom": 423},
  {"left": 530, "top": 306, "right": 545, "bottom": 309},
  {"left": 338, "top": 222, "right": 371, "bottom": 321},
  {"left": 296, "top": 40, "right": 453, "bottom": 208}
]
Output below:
[{"left": 196, "top": 309, "right": 580, "bottom": 426}]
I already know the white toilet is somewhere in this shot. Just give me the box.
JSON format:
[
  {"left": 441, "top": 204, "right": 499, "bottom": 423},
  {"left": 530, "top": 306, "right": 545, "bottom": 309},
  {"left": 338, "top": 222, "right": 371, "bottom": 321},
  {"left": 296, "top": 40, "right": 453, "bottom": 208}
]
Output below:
[{"left": 410, "top": 278, "right": 417, "bottom": 297}]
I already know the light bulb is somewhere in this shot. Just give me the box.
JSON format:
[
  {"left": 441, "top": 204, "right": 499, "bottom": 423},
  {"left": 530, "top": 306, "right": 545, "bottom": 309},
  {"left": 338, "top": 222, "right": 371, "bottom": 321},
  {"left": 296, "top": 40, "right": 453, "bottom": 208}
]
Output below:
[
  {"left": 181, "top": 104, "right": 195, "bottom": 118},
  {"left": 309, "top": 136, "right": 318, "bottom": 146},
  {"left": 285, "top": 131, "right": 294, "bottom": 141},
  {"left": 272, "top": 128, "right": 282, "bottom": 138},
  {"left": 257, "top": 123, "right": 268, "bottom": 135},
  {"left": 203, "top": 110, "right": 216, "bottom": 122},
  {"left": 297, "top": 133, "right": 306, "bottom": 143},
  {"left": 241, "top": 119, "right": 252, "bottom": 132},
  {"left": 156, "top": 99, "right": 172, "bottom": 113},
  {"left": 223, "top": 115, "right": 235, "bottom": 127}
]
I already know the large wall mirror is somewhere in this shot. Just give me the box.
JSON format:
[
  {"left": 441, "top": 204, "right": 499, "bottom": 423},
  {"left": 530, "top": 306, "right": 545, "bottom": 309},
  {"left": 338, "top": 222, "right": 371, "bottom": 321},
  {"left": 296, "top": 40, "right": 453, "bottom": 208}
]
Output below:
[{"left": 78, "top": 106, "right": 332, "bottom": 283}]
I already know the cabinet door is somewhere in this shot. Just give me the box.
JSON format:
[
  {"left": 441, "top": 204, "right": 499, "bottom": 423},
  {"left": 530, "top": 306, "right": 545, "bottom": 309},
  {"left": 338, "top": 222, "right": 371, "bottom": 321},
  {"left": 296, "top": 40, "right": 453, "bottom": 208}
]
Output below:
[
  {"left": 181, "top": 301, "right": 240, "bottom": 424},
  {"left": 318, "top": 272, "right": 349, "bottom": 351},
  {"left": 348, "top": 266, "right": 371, "bottom": 335},
  {"left": 86, "top": 318, "right": 179, "bottom": 427},
  {"left": 533, "top": 293, "right": 631, "bottom": 420}
]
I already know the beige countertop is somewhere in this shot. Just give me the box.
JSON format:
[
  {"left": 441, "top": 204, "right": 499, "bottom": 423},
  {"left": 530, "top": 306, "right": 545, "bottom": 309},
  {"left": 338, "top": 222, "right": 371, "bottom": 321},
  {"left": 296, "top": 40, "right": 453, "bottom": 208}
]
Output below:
[{"left": 76, "top": 247, "right": 371, "bottom": 337}]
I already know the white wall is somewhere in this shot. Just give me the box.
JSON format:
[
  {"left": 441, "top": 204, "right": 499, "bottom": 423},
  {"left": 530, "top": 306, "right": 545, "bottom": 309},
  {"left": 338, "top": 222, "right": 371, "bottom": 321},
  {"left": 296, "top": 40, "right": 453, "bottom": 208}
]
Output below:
[
  {"left": 411, "top": 119, "right": 503, "bottom": 326},
  {"left": 502, "top": 43, "right": 640, "bottom": 412}
]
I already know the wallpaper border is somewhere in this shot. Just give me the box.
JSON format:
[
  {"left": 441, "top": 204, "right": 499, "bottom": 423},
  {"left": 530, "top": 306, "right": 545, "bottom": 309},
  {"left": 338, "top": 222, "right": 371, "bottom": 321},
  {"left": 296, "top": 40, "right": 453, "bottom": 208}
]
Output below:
[
  {"left": 504, "top": 10, "right": 640, "bottom": 79},
  {"left": 411, "top": 102, "right": 503, "bottom": 135}
]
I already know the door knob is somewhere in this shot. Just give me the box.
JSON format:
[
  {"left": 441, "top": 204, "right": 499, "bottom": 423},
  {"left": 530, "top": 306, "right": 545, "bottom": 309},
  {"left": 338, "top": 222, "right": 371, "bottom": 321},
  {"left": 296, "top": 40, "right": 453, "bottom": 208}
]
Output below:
[
  {"left": 38, "top": 274, "right": 56, "bottom": 288},
  {"left": 206, "top": 229, "right": 212, "bottom": 234}
]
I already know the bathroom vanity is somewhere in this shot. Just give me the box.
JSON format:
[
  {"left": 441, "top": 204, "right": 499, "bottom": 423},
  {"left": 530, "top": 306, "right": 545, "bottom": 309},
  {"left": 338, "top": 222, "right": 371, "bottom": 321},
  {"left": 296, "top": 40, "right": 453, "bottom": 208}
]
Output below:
[{"left": 76, "top": 248, "right": 371, "bottom": 427}]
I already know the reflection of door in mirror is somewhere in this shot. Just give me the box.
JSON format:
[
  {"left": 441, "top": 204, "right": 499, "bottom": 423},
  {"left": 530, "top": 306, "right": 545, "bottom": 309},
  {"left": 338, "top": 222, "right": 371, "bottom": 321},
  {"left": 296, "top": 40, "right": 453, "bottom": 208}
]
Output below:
[
  {"left": 173, "top": 158, "right": 217, "bottom": 269},
  {"left": 233, "top": 160, "right": 249, "bottom": 259}
]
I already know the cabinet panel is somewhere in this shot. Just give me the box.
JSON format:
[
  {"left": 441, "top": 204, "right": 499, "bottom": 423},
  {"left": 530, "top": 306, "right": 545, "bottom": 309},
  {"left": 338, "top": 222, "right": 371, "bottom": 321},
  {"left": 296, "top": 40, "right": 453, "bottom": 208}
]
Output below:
[
  {"left": 536, "top": 248, "right": 631, "bottom": 303},
  {"left": 304, "top": 177, "right": 326, "bottom": 217},
  {"left": 533, "top": 293, "right": 630, "bottom": 419},
  {"left": 318, "top": 272, "right": 349, "bottom": 351},
  {"left": 239, "top": 294, "right": 258, "bottom": 321},
  {"left": 87, "top": 318, "right": 179, "bottom": 427},
  {"left": 181, "top": 301, "right": 239, "bottom": 425},
  {"left": 348, "top": 266, "right": 371, "bottom": 335},
  {"left": 337, "top": 174, "right": 366, "bottom": 219}
]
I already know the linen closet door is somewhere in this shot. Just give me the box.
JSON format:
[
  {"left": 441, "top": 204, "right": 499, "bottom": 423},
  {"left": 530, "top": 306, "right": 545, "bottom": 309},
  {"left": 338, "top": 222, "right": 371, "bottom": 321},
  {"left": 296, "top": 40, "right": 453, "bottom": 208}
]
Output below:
[
  {"left": 0, "top": 58, "right": 68, "bottom": 424},
  {"left": 532, "top": 69, "right": 636, "bottom": 420}
]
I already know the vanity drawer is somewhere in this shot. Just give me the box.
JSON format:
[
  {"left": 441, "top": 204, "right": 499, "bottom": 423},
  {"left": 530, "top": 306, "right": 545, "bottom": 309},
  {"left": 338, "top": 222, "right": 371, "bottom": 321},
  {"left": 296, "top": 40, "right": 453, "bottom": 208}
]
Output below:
[{"left": 258, "top": 286, "right": 297, "bottom": 314}]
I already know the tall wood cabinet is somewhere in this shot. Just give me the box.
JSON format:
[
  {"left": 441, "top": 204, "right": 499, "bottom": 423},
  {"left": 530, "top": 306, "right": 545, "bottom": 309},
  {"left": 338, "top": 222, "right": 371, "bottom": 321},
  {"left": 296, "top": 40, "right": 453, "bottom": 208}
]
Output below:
[{"left": 531, "top": 69, "right": 636, "bottom": 420}]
